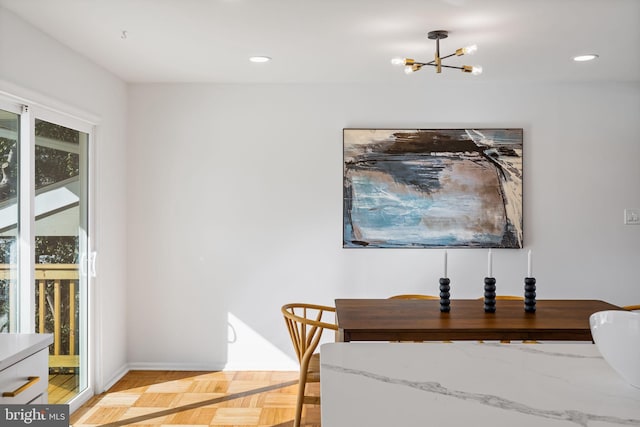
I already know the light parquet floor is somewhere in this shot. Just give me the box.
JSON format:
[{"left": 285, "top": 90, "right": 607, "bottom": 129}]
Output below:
[{"left": 70, "top": 371, "right": 321, "bottom": 427}]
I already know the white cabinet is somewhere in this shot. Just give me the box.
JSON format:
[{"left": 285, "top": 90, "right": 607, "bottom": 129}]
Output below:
[{"left": 0, "top": 334, "right": 53, "bottom": 405}]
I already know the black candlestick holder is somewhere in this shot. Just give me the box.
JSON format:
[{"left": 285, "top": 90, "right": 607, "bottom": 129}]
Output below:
[
  {"left": 484, "top": 277, "right": 496, "bottom": 313},
  {"left": 524, "top": 277, "right": 536, "bottom": 313},
  {"left": 439, "top": 278, "right": 450, "bottom": 313}
]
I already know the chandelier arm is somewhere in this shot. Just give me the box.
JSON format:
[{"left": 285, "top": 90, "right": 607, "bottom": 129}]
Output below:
[
  {"left": 439, "top": 52, "right": 458, "bottom": 60},
  {"left": 419, "top": 52, "right": 456, "bottom": 66},
  {"left": 423, "top": 63, "right": 465, "bottom": 71}
]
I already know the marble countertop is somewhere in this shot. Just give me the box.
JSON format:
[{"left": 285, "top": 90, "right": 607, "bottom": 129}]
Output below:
[
  {"left": 0, "top": 333, "right": 53, "bottom": 371},
  {"left": 320, "top": 343, "right": 640, "bottom": 427}
]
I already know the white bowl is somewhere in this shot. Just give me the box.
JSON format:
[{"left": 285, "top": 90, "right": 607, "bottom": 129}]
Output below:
[{"left": 590, "top": 310, "right": 640, "bottom": 388}]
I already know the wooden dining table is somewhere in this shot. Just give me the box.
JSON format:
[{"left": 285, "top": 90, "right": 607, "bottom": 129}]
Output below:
[{"left": 334, "top": 298, "right": 623, "bottom": 342}]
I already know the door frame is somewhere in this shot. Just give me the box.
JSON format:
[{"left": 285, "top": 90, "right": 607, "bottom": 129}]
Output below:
[{"left": 0, "top": 91, "right": 98, "bottom": 411}]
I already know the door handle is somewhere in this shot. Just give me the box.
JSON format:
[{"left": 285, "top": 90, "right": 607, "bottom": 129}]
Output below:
[
  {"left": 80, "top": 252, "right": 97, "bottom": 277},
  {"left": 90, "top": 251, "right": 97, "bottom": 277}
]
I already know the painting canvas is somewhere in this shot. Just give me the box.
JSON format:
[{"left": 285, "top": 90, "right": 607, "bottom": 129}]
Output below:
[{"left": 343, "top": 128, "right": 523, "bottom": 248}]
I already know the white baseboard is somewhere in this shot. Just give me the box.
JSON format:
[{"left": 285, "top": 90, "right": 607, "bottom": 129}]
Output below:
[
  {"left": 101, "top": 363, "right": 130, "bottom": 393},
  {"left": 127, "top": 362, "right": 227, "bottom": 371},
  {"left": 223, "top": 361, "right": 298, "bottom": 371}
]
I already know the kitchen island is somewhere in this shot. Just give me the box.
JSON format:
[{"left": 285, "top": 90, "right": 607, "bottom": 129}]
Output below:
[{"left": 320, "top": 343, "right": 640, "bottom": 426}]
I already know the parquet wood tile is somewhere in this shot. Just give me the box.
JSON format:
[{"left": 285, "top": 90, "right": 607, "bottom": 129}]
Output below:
[
  {"left": 226, "top": 381, "right": 274, "bottom": 394},
  {"left": 122, "top": 407, "right": 171, "bottom": 424},
  {"left": 70, "top": 371, "right": 321, "bottom": 427},
  {"left": 133, "top": 393, "right": 183, "bottom": 408},
  {"left": 147, "top": 380, "right": 194, "bottom": 394},
  {"left": 210, "top": 408, "right": 262, "bottom": 425},
  {"left": 84, "top": 406, "right": 130, "bottom": 424},
  {"left": 262, "top": 394, "right": 297, "bottom": 408},
  {"left": 96, "top": 393, "right": 141, "bottom": 406},
  {"left": 176, "top": 393, "right": 227, "bottom": 406},
  {"left": 163, "top": 407, "right": 217, "bottom": 425},
  {"left": 187, "top": 381, "right": 229, "bottom": 394},
  {"left": 258, "top": 408, "right": 296, "bottom": 425}
]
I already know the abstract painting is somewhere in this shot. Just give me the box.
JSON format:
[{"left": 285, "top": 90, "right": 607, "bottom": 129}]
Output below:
[{"left": 343, "top": 129, "right": 523, "bottom": 248}]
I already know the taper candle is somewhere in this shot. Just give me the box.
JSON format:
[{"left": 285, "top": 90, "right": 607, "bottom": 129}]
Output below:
[
  {"left": 488, "top": 249, "right": 493, "bottom": 277},
  {"left": 527, "top": 250, "right": 532, "bottom": 277},
  {"left": 444, "top": 250, "right": 448, "bottom": 278}
]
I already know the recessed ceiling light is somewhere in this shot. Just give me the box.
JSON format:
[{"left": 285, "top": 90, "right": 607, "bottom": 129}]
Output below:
[
  {"left": 573, "top": 54, "right": 599, "bottom": 62},
  {"left": 249, "top": 56, "right": 271, "bottom": 63}
]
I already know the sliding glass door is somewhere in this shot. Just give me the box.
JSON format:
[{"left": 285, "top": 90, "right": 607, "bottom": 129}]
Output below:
[
  {"left": 0, "top": 100, "right": 93, "bottom": 405},
  {"left": 34, "top": 117, "right": 90, "bottom": 403}
]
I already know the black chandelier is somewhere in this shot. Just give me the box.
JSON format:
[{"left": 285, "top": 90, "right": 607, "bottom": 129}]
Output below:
[{"left": 392, "top": 30, "right": 482, "bottom": 75}]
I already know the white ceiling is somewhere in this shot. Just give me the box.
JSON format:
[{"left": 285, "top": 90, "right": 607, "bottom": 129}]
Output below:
[{"left": 1, "top": 0, "right": 639, "bottom": 84}]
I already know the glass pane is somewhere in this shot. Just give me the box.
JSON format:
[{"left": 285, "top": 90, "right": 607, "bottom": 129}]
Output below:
[
  {"left": 34, "top": 118, "right": 88, "bottom": 404},
  {"left": 0, "top": 109, "right": 19, "bottom": 333}
]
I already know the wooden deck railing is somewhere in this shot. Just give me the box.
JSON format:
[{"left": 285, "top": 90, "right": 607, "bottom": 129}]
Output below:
[{"left": 0, "top": 263, "right": 79, "bottom": 371}]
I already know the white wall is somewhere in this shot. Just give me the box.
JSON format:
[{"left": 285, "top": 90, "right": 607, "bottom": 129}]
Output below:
[
  {"left": 3, "top": 0, "right": 638, "bottom": 388},
  {"left": 0, "top": 7, "right": 129, "bottom": 390},
  {"left": 127, "top": 81, "right": 640, "bottom": 370}
]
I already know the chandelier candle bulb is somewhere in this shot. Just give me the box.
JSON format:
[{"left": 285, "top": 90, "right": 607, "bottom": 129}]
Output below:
[
  {"left": 456, "top": 45, "right": 477, "bottom": 56},
  {"left": 488, "top": 249, "right": 493, "bottom": 277}
]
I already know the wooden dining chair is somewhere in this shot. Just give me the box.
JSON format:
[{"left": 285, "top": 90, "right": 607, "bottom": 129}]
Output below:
[
  {"left": 389, "top": 294, "right": 439, "bottom": 300},
  {"left": 282, "top": 303, "right": 338, "bottom": 427},
  {"left": 623, "top": 305, "right": 640, "bottom": 311},
  {"left": 490, "top": 295, "right": 525, "bottom": 301}
]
